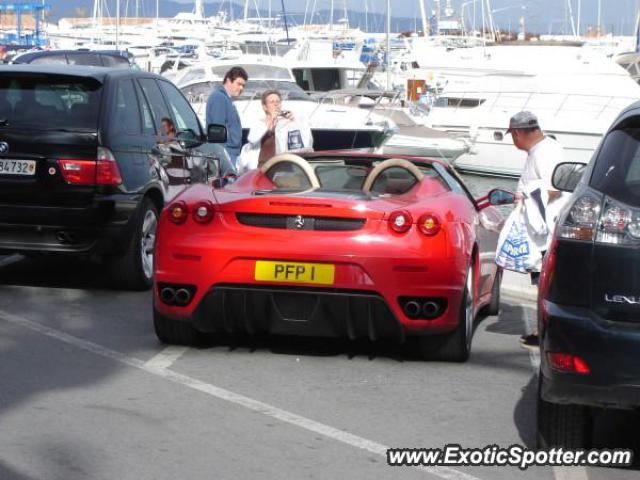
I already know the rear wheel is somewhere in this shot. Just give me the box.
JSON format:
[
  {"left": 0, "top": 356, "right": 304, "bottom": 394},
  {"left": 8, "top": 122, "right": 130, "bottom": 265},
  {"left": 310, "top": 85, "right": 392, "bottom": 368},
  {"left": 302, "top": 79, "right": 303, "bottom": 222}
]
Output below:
[
  {"left": 153, "top": 309, "right": 208, "bottom": 346},
  {"left": 416, "top": 263, "right": 475, "bottom": 362},
  {"left": 537, "top": 385, "right": 593, "bottom": 448},
  {"left": 108, "top": 198, "right": 158, "bottom": 291}
]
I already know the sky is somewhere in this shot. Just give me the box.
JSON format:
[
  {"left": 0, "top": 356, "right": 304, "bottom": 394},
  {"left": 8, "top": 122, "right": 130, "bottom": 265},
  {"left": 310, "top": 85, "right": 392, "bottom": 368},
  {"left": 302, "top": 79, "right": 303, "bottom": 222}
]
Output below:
[{"left": 174, "top": 0, "right": 640, "bottom": 35}]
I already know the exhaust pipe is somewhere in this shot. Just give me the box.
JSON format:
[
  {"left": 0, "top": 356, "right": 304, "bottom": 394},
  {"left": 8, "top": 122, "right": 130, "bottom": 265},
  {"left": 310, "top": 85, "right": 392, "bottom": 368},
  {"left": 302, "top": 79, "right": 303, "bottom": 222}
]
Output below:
[
  {"left": 422, "top": 301, "right": 440, "bottom": 319},
  {"left": 175, "top": 288, "right": 192, "bottom": 306},
  {"left": 403, "top": 301, "right": 421, "bottom": 319},
  {"left": 160, "top": 287, "right": 176, "bottom": 304}
]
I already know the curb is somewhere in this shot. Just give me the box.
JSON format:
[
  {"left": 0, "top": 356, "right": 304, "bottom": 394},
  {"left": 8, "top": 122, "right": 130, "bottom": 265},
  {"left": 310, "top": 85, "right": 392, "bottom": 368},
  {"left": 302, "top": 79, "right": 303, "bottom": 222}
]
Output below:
[{"left": 501, "top": 285, "right": 537, "bottom": 303}]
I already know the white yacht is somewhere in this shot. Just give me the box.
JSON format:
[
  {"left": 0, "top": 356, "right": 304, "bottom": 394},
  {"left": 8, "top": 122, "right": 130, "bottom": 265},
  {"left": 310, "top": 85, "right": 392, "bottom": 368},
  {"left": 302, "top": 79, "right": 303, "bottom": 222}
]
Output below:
[
  {"left": 169, "top": 58, "right": 397, "bottom": 152},
  {"left": 403, "top": 45, "right": 640, "bottom": 176}
]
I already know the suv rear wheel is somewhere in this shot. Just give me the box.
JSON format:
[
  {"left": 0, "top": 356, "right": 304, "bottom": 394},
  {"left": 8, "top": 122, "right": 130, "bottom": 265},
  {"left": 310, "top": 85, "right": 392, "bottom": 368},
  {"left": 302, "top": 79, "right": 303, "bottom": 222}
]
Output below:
[
  {"left": 108, "top": 198, "right": 158, "bottom": 290},
  {"left": 537, "top": 386, "right": 593, "bottom": 448}
]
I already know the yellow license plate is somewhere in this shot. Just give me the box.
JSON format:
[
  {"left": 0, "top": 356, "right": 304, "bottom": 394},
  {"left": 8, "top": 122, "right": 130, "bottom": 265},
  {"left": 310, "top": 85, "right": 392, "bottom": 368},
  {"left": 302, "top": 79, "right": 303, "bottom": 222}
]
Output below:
[{"left": 255, "top": 261, "right": 335, "bottom": 285}]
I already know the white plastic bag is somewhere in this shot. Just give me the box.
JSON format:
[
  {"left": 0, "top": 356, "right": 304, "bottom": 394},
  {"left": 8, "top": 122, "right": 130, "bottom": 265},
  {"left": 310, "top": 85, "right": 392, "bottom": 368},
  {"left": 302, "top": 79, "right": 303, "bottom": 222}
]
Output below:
[{"left": 495, "top": 203, "right": 545, "bottom": 274}]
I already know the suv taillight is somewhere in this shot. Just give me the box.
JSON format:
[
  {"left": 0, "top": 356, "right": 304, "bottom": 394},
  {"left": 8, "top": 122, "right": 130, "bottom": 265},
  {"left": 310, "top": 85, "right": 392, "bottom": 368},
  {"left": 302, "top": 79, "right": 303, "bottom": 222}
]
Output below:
[
  {"left": 558, "top": 190, "right": 640, "bottom": 246},
  {"left": 58, "top": 159, "right": 96, "bottom": 185},
  {"left": 96, "top": 147, "right": 122, "bottom": 186},
  {"left": 557, "top": 192, "right": 601, "bottom": 241},
  {"left": 57, "top": 147, "right": 122, "bottom": 186}
]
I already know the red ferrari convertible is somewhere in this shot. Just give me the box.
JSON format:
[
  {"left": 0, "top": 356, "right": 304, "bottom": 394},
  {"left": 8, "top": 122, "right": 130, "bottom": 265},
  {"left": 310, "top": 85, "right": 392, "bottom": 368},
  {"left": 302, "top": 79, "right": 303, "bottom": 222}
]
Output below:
[{"left": 153, "top": 152, "right": 513, "bottom": 361}]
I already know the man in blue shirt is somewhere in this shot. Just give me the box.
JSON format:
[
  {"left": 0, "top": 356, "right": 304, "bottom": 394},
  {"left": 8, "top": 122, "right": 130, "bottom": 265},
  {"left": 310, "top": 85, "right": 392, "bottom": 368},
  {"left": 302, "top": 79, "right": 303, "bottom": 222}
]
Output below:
[{"left": 205, "top": 66, "right": 248, "bottom": 167}]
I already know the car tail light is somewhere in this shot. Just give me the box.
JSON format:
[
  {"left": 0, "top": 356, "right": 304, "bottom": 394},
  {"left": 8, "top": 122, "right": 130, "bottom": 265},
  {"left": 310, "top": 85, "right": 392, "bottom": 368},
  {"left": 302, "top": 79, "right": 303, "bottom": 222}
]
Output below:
[
  {"left": 417, "top": 213, "right": 441, "bottom": 236},
  {"left": 558, "top": 190, "right": 640, "bottom": 246},
  {"left": 168, "top": 201, "right": 188, "bottom": 224},
  {"left": 538, "top": 236, "right": 557, "bottom": 326},
  {"left": 58, "top": 159, "right": 96, "bottom": 185},
  {"left": 595, "top": 197, "right": 640, "bottom": 245},
  {"left": 96, "top": 147, "right": 122, "bottom": 186},
  {"left": 388, "top": 210, "right": 412, "bottom": 233},
  {"left": 192, "top": 201, "right": 215, "bottom": 224},
  {"left": 548, "top": 352, "right": 591, "bottom": 375},
  {"left": 557, "top": 192, "right": 601, "bottom": 241},
  {"left": 57, "top": 147, "right": 122, "bottom": 186}
]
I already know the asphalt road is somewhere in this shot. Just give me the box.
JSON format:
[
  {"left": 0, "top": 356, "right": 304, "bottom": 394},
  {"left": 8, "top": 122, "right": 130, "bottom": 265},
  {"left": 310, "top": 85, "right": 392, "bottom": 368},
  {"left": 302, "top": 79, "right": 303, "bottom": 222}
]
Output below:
[{"left": 0, "top": 255, "right": 638, "bottom": 480}]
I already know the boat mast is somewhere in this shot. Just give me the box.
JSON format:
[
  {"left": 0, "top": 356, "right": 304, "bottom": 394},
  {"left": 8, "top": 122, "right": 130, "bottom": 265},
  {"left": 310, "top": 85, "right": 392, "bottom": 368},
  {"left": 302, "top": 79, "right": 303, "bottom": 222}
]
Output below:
[
  {"left": 195, "top": 0, "right": 204, "bottom": 18},
  {"left": 418, "top": 0, "right": 428, "bottom": 35},
  {"left": 364, "top": 0, "right": 368, "bottom": 32},
  {"left": 330, "top": 0, "right": 334, "bottom": 31},
  {"left": 281, "top": 0, "right": 291, "bottom": 44},
  {"left": 116, "top": 0, "right": 120, "bottom": 50},
  {"left": 566, "top": 0, "right": 577, "bottom": 36},
  {"left": 577, "top": 0, "right": 581, "bottom": 36},
  {"left": 386, "top": 0, "right": 390, "bottom": 90}
]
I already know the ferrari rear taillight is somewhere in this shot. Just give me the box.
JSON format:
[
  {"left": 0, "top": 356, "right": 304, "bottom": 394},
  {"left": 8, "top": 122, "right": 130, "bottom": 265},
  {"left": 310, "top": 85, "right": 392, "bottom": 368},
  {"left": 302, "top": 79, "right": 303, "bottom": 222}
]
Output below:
[
  {"left": 193, "top": 201, "right": 215, "bottom": 224},
  {"left": 168, "top": 201, "right": 188, "bottom": 224},
  {"left": 388, "top": 210, "right": 412, "bottom": 233},
  {"left": 417, "top": 213, "right": 441, "bottom": 236},
  {"left": 57, "top": 147, "right": 122, "bottom": 186},
  {"left": 167, "top": 201, "right": 215, "bottom": 225},
  {"left": 548, "top": 352, "right": 591, "bottom": 375}
]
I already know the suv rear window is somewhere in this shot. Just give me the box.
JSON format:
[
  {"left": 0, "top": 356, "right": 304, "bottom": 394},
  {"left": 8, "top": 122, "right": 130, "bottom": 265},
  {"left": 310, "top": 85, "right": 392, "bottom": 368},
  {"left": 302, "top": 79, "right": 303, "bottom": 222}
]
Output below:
[
  {"left": 0, "top": 74, "right": 102, "bottom": 131},
  {"left": 591, "top": 125, "right": 640, "bottom": 206}
]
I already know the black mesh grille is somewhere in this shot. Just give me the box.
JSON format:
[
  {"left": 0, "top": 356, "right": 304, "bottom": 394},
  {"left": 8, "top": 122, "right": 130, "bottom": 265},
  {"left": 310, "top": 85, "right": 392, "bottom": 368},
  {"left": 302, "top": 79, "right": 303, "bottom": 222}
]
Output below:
[
  {"left": 236, "top": 213, "right": 365, "bottom": 231},
  {"left": 236, "top": 213, "right": 288, "bottom": 229}
]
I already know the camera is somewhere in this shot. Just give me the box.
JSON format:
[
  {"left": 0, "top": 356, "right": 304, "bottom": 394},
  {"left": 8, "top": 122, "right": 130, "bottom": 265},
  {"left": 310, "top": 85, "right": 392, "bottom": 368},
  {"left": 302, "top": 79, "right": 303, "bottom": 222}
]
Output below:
[{"left": 278, "top": 110, "right": 290, "bottom": 117}]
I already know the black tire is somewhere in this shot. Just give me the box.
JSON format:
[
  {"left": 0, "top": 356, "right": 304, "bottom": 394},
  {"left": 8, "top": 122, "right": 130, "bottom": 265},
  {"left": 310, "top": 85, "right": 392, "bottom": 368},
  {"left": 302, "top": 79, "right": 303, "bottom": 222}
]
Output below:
[
  {"left": 483, "top": 268, "right": 502, "bottom": 316},
  {"left": 537, "top": 388, "right": 592, "bottom": 448},
  {"left": 153, "top": 309, "right": 208, "bottom": 346},
  {"left": 416, "top": 264, "right": 475, "bottom": 362},
  {"left": 108, "top": 198, "right": 158, "bottom": 291}
]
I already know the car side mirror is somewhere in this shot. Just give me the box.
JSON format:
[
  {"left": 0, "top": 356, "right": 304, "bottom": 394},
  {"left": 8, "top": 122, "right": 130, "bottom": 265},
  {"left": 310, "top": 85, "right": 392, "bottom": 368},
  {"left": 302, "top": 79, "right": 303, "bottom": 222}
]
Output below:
[
  {"left": 207, "top": 124, "right": 227, "bottom": 143},
  {"left": 552, "top": 162, "right": 586, "bottom": 192},
  {"left": 487, "top": 188, "right": 516, "bottom": 206},
  {"left": 176, "top": 128, "right": 201, "bottom": 148}
]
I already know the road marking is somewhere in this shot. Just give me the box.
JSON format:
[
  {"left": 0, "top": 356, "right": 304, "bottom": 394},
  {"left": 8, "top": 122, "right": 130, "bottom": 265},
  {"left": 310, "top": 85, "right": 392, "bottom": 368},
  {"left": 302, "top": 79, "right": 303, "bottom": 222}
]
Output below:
[
  {"left": 520, "top": 305, "right": 589, "bottom": 480},
  {"left": 144, "top": 345, "right": 189, "bottom": 370},
  {"left": 0, "top": 310, "right": 481, "bottom": 480}
]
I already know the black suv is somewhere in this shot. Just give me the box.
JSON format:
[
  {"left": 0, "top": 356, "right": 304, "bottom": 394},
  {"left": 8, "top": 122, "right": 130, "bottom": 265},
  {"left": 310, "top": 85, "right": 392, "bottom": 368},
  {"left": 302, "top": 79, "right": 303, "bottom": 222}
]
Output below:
[
  {"left": 11, "top": 49, "right": 136, "bottom": 69},
  {"left": 0, "top": 65, "right": 230, "bottom": 290},
  {"left": 537, "top": 102, "right": 640, "bottom": 447}
]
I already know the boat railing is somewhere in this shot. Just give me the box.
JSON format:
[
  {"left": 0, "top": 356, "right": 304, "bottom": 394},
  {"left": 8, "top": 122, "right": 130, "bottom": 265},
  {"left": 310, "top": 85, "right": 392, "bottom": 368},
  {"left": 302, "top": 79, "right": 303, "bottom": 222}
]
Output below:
[
  {"left": 435, "top": 90, "right": 638, "bottom": 121},
  {"left": 307, "top": 89, "right": 403, "bottom": 124}
]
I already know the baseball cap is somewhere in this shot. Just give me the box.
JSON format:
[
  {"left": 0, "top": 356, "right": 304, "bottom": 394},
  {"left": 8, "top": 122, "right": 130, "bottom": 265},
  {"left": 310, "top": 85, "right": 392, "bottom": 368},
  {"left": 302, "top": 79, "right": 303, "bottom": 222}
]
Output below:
[{"left": 506, "top": 111, "right": 540, "bottom": 134}]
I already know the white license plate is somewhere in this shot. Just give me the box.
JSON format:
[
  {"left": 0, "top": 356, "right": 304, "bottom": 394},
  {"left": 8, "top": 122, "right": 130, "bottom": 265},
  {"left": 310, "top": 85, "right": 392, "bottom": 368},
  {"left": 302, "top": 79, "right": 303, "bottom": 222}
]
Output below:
[{"left": 0, "top": 159, "right": 36, "bottom": 176}]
